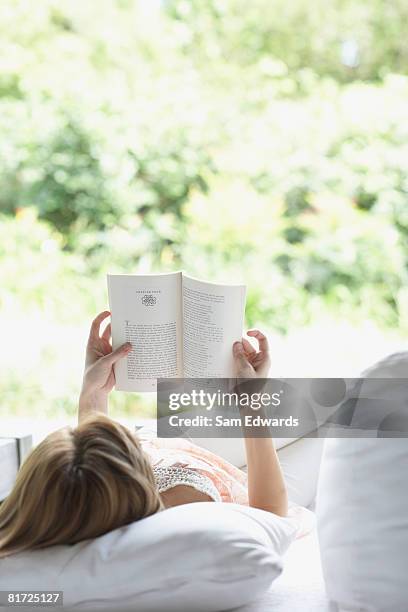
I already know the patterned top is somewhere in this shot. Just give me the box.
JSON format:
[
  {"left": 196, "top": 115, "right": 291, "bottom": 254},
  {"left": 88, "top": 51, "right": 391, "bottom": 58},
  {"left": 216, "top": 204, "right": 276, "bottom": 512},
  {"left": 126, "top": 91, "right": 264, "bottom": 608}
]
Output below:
[
  {"left": 140, "top": 434, "right": 249, "bottom": 504},
  {"left": 153, "top": 465, "right": 221, "bottom": 502},
  {"left": 140, "top": 431, "right": 314, "bottom": 538}
]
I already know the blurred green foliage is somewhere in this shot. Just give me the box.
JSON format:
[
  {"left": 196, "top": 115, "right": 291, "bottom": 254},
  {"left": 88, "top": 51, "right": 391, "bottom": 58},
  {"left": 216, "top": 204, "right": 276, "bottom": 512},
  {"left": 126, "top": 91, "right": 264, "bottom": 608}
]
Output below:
[
  {"left": 167, "top": 0, "right": 408, "bottom": 82},
  {"left": 1, "top": 0, "right": 408, "bottom": 416}
]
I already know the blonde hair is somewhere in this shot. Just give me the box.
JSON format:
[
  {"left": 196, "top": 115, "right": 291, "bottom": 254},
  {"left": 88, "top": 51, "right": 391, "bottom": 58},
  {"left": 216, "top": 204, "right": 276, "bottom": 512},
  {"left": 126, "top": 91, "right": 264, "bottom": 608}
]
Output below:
[{"left": 0, "top": 414, "right": 162, "bottom": 558}]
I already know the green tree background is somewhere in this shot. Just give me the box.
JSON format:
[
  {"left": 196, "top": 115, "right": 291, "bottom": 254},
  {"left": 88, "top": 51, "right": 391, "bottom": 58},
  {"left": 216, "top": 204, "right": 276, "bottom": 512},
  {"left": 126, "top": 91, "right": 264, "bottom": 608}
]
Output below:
[{"left": 1, "top": 0, "right": 408, "bottom": 417}]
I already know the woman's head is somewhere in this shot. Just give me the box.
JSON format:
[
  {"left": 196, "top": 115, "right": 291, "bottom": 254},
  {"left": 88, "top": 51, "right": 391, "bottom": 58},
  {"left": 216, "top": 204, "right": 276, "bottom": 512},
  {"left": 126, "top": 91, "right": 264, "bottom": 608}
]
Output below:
[{"left": 0, "top": 414, "right": 162, "bottom": 558}]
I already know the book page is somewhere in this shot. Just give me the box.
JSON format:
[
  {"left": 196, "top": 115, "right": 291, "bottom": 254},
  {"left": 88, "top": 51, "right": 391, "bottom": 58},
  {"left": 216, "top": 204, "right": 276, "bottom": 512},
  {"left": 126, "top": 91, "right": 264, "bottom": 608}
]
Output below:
[
  {"left": 107, "top": 272, "right": 183, "bottom": 391},
  {"left": 182, "top": 275, "right": 246, "bottom": 378}
]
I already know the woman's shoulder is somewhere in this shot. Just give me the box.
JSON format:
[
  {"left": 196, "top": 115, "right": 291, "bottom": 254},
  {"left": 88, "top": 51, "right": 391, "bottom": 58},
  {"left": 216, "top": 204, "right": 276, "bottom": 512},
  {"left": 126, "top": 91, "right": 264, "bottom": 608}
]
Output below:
[{"left": 153, "top": 465, "right": 222, "bottom": 503}]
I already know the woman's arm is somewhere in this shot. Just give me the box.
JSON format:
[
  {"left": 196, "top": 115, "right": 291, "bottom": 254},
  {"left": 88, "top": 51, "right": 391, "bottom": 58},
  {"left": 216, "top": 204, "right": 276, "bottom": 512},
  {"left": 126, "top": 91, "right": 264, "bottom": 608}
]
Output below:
[
  {"left": 78, "top": 311, "right": 132, "bottom": 424},
  {"left": 233, "top": 331, "right": 288, "bottom": 517},
  {"left": 243, "top": 435, "right": 288, "bottom": 517}
]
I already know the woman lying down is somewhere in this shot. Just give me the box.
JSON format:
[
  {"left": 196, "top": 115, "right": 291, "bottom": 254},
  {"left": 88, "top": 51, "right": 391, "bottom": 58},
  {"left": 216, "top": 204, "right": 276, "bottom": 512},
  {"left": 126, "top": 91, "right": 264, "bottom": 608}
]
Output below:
[{"left": 0, "top": 312, "right": 311, "bottom": 558}]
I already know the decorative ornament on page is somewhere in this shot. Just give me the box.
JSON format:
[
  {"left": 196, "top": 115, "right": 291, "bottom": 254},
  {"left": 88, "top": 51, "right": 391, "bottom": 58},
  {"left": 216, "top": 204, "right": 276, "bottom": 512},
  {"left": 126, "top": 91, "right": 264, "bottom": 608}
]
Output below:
[{"left": 142, "top": 294, "right": 157, "bottom": 306}]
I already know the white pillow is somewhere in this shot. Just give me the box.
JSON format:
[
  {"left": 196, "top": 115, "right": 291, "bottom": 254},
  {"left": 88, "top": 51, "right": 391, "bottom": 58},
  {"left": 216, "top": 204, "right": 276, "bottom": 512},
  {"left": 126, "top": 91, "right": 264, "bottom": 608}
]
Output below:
[
  {"left": 317, "top": 352, "right": 408, "bottom": 612},
  {"left": 0, "top": 502, "right": 297, "bottom": 611}
]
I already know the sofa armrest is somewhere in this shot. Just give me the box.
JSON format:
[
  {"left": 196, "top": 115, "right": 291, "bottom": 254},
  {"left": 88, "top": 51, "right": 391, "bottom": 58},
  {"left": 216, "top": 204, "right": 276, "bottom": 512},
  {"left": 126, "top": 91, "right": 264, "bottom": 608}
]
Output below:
[{"left": 0, "top": 434, "right": 32, "bottom": 501}]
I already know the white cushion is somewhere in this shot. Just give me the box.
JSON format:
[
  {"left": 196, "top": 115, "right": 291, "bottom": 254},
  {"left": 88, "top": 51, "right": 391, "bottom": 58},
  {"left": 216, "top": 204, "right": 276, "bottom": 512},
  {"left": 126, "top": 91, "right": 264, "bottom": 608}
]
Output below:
[
  {"left": 0, "top": 502, "right": 297, "bottom": 612},
  {"left": 316, "top": 352, "right": 408, "bottom": 612}
]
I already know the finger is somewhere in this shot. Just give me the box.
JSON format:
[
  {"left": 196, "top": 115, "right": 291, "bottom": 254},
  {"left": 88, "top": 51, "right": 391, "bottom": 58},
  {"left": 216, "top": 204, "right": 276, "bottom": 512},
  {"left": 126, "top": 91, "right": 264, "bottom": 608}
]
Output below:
[
  {"left": 89, "top": 311, "right": 111, "bottom": 340},
  {"left": 102, "top": 323, "right": 111, "bottom": 342},
  {"left": 233, "top": 341, "right": 254, "bottom": 376},
  {"left": 242, "top": 337, "right": 256, "bottom": 355},
  {"left": 246, "top": 329, "right": 269, "bottom": 354},
  {"left": 101, "top": 342, "right": 132, "bottom": 365}
]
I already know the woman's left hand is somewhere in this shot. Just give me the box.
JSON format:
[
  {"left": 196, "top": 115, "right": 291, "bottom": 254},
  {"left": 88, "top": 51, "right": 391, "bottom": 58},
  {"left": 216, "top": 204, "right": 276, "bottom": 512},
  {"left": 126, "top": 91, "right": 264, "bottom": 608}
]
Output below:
[{"left": 79, "top": 311, "right": 132, "bottom": 415}]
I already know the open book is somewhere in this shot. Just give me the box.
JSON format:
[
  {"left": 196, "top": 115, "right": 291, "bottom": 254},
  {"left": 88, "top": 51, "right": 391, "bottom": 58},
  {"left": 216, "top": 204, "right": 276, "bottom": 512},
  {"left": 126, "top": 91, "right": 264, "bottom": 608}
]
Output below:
[{"left": 107, "top": 272, "right": 246, "bottom": 391}]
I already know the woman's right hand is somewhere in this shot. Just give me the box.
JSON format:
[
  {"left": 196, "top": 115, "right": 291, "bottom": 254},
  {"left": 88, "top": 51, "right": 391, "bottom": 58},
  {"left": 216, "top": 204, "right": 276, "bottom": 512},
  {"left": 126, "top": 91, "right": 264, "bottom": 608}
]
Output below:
[
  {"left": 232, "top": 329, "right": 271, "bottom": 378},
  {"left": 79, "top": 311, "right": 132, "bottom": 421}
]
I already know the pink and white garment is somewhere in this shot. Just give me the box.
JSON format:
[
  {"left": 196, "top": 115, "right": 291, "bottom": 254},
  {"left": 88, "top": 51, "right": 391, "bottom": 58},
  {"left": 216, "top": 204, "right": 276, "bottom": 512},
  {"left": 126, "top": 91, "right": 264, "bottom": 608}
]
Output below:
[{"left": 140, "top": 434, "right": 314, "bottom": 537}]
